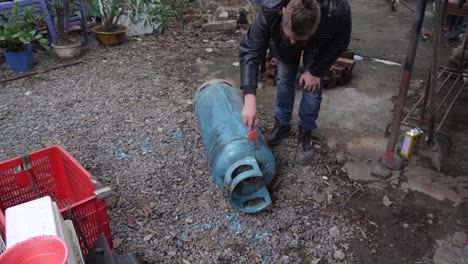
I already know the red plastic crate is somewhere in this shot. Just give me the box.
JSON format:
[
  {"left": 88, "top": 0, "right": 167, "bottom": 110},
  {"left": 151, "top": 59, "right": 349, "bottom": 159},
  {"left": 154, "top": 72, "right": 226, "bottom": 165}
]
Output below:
[{"left": 0, "top": 145, "right": 112, "bottom": 255}]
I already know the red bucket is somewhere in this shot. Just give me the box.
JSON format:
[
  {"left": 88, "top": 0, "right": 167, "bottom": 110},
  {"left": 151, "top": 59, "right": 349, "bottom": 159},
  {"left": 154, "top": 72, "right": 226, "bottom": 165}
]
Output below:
[{"left": 0, "top": 236, "right": 68, "bottom": 264}]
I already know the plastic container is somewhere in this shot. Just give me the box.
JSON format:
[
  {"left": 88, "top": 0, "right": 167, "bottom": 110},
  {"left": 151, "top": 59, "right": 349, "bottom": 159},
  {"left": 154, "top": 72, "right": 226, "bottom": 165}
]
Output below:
[
  {"left": 0, "top": 145, "right": 112, "bottom": 255},
  {"left": 195, "top": 80, "right": 276, "bottom": 213},
  {"left": 0, "top": 235, "right": 68, "bottom": 264},
  {"left": 3, "top": 44, "right": 33, "bottom": 73},
  {"left": 6, "top": 196, "right": 61, "bottom": 248}
]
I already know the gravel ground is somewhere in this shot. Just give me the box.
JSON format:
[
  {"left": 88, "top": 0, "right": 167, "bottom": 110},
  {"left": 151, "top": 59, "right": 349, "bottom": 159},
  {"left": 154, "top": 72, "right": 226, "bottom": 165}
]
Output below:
[
  {"left": 0, "top": 22, "right": 360, "bottom": 263},
  {"left": 4, "top": 11, "right": 453, "bottom": 263}
]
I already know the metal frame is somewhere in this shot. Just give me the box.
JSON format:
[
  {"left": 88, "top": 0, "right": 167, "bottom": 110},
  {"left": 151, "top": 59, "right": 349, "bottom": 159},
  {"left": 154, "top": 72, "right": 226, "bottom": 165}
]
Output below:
[
  {"left": 384, "top": 0, "right": 467, "bottom": 169},
  {"left": 400, "top": 68, "right": 467, "bottom": 131}
]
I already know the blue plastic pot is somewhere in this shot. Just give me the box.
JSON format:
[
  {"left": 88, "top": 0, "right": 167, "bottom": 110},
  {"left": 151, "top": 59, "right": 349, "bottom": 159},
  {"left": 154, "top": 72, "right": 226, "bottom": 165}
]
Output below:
[{"left": 3, "top": 44, "right": 33, "bottom": 73}]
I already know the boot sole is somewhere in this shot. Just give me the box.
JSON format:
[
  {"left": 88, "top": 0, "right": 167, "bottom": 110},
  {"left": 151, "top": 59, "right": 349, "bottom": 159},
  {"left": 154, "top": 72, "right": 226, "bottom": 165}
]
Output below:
[
  {"left": 266, "top": 131, "right": 291, "bottom": 146},
  {"left": 295, "top": 149, "right": 315, "bottom": 165}
]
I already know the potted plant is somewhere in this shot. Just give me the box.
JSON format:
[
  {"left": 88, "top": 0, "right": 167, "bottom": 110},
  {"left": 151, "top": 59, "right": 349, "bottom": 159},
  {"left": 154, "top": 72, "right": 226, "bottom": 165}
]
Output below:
[
  {"left": 0, "top": 0, "right": 49, "bottom": 73},
  {"left": 48, "top": 0, "right": 82, "bottom": 59},
  {"left": 123, "top": 0, "right": 172, "bottom": 36},
  {"left": 90, "top": 0, "right": 129, "bottom": 46}
]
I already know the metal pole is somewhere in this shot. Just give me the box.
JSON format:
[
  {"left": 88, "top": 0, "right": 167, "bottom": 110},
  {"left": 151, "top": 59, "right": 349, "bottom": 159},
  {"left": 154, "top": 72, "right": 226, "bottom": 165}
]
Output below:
[
  {"left": 427, "top": 0, "right": 442, "bottom": 143},
  {"left": 417, "top": 70, "right": 431, "bottom": 126},
  {"left": 386, "top": 0, "right": 428, "bottom": 153}
]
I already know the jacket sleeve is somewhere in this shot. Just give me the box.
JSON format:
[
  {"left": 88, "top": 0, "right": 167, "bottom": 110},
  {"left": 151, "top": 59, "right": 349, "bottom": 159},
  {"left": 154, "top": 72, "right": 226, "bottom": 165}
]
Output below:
[
  {"left": 239, "top": 10, "right": 272, "bottom": 96},
  {"left": 308, "top": 14, "right": 352, "bottom": 77}
]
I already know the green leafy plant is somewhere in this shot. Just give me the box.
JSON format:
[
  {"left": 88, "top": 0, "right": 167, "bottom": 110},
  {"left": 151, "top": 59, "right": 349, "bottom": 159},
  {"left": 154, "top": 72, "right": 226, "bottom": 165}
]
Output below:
[
  {"left": 173, "top": 0, "right": 188, "bottom": 20},
  {"left": 0, "top": 0, "right": 49, "bottom": 52},
  {"left": 48, "top": 0, "right": 77, "bottom": 44},
  {"left": 95, "top": 0, "right": 186, "bottom": 35},
  {"left": 128, "top": 0, "right": 172, "bottom": 33},
  {"left": 92, "top": 0, "right": 130, "bottom": 32}
]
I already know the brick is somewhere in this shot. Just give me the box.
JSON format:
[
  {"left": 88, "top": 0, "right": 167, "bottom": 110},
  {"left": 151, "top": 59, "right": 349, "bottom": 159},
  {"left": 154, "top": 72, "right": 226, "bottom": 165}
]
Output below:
[{"left": 336, "top": 58, "right": 356, "bottom": 69}]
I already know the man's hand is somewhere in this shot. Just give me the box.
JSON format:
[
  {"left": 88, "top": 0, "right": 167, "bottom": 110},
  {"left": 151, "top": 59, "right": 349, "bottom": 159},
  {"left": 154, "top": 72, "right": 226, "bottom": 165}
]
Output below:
[
  {"left": 299, "top": 71, "right": 321, "bottom": 92},
  {"left": 242, "top": 94, "right": 258, "bottom": 131}
]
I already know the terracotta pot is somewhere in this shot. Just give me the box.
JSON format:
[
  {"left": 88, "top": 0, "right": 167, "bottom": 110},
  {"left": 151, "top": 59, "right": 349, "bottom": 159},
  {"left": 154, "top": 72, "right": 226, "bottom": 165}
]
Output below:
[
  {"left": 91, "top": 25, "right": 128, "bottom": 46},
  {"left": 51, "top": 41, "right": 81, "bottom": 59}
]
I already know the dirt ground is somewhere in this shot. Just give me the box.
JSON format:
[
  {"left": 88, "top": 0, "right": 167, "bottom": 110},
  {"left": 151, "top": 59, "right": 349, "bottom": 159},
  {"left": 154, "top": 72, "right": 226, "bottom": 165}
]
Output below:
[{"left": 1, "top": 0, "right": 468, "bottom": 263}]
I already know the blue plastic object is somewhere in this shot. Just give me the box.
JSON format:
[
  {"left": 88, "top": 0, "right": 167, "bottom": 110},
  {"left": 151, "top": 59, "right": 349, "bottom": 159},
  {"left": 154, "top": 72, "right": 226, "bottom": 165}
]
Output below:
[
  {"left": 3, "top": 45, "right": 33, "bottom": 73},
  {"left": 0, "top": 0, "right": 57, "bottom": 42},
  {"left": 0, "top": 0, "right": 89, "bottom": 43},
  {"left": 46, "top": 0, "right": 89, "bottom": 43},
  {"left": 195, "top": 80, "right": 276, "bottom": 213}
]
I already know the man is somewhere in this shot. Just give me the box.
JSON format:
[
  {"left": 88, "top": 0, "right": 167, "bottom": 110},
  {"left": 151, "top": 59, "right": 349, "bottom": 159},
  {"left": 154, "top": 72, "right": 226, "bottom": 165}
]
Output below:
[{"left": 239, "top": 0, "right": 351, "bottom": 164}]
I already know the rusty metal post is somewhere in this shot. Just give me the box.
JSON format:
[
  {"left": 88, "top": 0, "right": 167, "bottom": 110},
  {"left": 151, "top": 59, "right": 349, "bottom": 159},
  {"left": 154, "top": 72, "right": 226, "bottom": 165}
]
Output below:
[
  {"left": 385, "top": 0, "right": 428, "bottom": 153},
  {"left": 417, "top": 70, "right": 431, "bottom": 126},
  {"left": 427, "top": 0, "right": 443, "bottom": 144}
]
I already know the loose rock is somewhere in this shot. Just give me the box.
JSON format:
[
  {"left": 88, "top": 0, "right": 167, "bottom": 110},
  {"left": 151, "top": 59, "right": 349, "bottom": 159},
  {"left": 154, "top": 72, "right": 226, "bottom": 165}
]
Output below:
[
  {"left": 383, "top": 195, "right": 393, "bottom": 207},
  {"left": 329, "top": 226, "right": 340, "bottom": 238},
  {"left": 334, "top": 250, "right": 346, "bottom": 260}
]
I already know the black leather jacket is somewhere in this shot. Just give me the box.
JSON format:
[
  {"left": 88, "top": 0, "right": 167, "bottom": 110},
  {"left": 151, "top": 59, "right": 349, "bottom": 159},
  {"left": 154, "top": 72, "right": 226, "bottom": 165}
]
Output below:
[{"left": 239, "top": 0, "right": 352, "bottom": 95}]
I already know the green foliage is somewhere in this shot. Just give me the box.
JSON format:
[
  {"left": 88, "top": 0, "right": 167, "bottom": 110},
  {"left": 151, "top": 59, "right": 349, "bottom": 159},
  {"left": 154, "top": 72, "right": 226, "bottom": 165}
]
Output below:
[
  {"left": 0, "top": 0, "right": 49, "bottom": 52},
  {"left": 91, "top": 0, "right": 130, "bottom": 32},
  {"left": 128, "top": 0, "right": 193, "bottom": 34},
  {"left": 48, "top": 0, "right": 76, "bottom": 44},
  {"left": 173, "top": 0, "right": 188, "bottom": 20},
  {"left": 92, "top": 0, "right": 189, "bottom": 35},
  {"left": 128, "top": 0, "right": 172, "bottom": 34}
]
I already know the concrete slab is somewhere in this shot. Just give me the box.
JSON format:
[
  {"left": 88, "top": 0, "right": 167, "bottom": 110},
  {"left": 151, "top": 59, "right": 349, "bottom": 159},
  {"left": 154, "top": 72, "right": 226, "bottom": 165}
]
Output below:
[
  {"left": 404, "top": 164, "right": 468, "bottom": 207},
  {"left": 433, "top": 232, "right": 468, "bottom": 264}
]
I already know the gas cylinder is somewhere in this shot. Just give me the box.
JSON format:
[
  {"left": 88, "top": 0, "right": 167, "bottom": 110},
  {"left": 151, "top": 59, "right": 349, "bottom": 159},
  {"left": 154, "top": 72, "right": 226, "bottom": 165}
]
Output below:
[{"left": 194, "top": 80, "right": 276, "bottom": 213}]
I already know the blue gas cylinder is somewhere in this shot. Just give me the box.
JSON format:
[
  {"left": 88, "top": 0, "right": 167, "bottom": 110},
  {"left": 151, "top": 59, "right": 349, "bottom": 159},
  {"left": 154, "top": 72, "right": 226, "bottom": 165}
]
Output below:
[{"left": 195, "top": 80, "right": 276, "bottom": 213}]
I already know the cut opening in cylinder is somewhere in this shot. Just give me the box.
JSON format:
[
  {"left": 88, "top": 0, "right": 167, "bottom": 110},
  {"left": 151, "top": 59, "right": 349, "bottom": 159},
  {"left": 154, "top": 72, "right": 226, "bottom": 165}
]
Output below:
[
  {"left": 231, "top": 176, "right": 265, "bottom": 196},
  {"left": 243, "top": 197, "right": 267, "bottom": 208},
  {"left": 231, "top": 165, "right": 254, "bottom": 181},
  {"left": 230, "top": 175, "right": 271, "bottom": 213},
  {"left": 225, "top": 157, "right": 272, "bottom": 213}
]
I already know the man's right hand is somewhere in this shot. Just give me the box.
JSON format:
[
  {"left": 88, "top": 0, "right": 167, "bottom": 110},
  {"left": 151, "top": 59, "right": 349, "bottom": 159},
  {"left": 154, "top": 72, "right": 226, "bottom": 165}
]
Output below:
[{"left": 242, "top": 94, "right": 258, "bottom": 131}]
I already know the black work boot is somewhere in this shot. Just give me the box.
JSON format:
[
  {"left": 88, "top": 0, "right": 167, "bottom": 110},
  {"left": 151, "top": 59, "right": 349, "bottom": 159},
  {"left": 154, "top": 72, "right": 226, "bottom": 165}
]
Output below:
[
  {"left": 264, "top": 118, "right": 291, "bottom": 146},
  {"left": 296, "top": 127, "right": 314, "bottom": 164}
]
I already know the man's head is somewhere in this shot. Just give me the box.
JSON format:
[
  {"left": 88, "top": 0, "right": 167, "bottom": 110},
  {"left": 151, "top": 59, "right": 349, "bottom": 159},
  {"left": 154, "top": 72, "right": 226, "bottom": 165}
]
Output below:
[{"left": 281, "top": 0, "right": 321, "bottom": 45}]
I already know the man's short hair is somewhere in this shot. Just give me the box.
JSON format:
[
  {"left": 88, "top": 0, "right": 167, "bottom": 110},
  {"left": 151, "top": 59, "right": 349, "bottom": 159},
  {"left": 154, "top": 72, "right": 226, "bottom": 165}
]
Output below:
[{"left": 286, "top": 0, "right": 321, "bottom": 37}]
